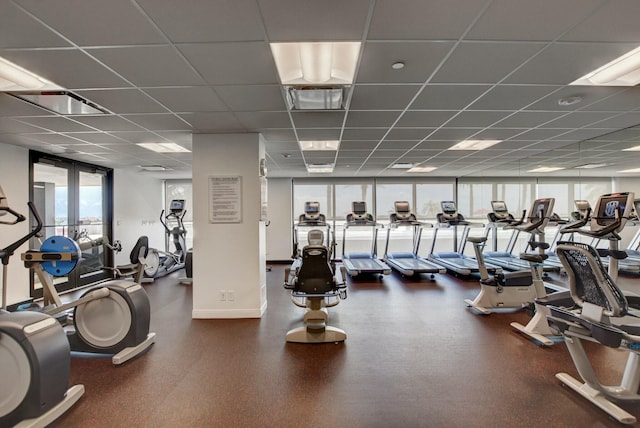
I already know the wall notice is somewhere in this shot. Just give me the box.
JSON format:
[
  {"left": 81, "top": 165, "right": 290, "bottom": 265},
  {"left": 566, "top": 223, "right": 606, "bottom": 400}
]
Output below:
[{"left": 209, "top": 176, "right": 242, "bottom": 223}]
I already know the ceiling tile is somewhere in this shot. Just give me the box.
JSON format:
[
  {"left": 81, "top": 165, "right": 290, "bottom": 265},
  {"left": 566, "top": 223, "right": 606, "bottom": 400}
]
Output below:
[
  {"left": 138, "top": 0, "right": 265, "bottom": 43},
  {"left": 121, "top": 114, "right": 192, "bottom": 131},
  {"left": 0, "top": 2, "right": 70, "bottom": 48},
  {"left": 144, "top": 87, "right": 228, "bottom": 112},
  {"left": 179, "top": 112, "right": 243, "bottom": 131},
  {"left": 88, "top": 46, "right": 205, "bottom": 87},
  {"left": 357, "top": 41, "right": 455, "bottom": 84},
  {"left": 76, "top": 89, "right": 167, "bottom": 114},
  {"left": 215, "top": 85, "right": 286, "bottom": 112},
  {"left": 368, "top": 0, "right": 487, "bottom": 40},
  {"left": 18, "top": 0, "right": 165, "bottom": 46},
  {"left": 432, "top": 42, "right": 546, "bottom": 84},
  {"left": 260, "top": 0, "right": 370, "bottom": 41},
  {"left": 179, "top": 43, "right": 278, "bottom": 85}
]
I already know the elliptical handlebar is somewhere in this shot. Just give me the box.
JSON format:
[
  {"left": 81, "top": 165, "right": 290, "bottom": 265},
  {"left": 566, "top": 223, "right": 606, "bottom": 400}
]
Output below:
[
  {"left": 159, "top": 208, "right": 187, "bottom": 233},
  {"left": 0, "top": 206, "right": 26, "bottom": 225},
  {"left": 1, "top": 202, "right": 43, "bottom": 266}
]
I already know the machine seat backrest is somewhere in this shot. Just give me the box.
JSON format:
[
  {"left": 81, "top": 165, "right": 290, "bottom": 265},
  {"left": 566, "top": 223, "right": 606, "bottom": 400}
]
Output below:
[
  {"left": 556, "top": 241, "right": 628, "bottom": 318},
  {"left": 130, "top": 236, "right": 149, "bottom": 264},
  {"left": 295, "top": 245, "right": 334, "bottom": 294}
]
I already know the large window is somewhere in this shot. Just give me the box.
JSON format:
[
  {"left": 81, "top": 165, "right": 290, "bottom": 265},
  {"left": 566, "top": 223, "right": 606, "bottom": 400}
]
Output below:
[
  {"left": 538, "top": 178, "right": 612, "bottom": 219},
  {"left": 30, "top": 151, "right": 113, "bottom": 297}
]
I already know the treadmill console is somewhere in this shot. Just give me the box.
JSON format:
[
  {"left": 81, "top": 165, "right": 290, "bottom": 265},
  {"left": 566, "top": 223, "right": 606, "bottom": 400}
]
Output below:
[
  {"left": 591, "top": 192, "right": 634, "bottom": 232},
  {"left": 347, "top": 201, "right": 374, "bottom": 224},
  {"left": 390, "top": 201, "right": 417, "bottom": 224},
  {"left": 571, "top": 200, "right": 591, "bottom": 220},
  {"left": 299, "top": 201, "right": 326, "bottom": 225},
  {"left": 438, "top": 201, "right": 467, "bottom": 225},
  {"left": 487, "top": 200, "right": 515, "bottom": 223}
]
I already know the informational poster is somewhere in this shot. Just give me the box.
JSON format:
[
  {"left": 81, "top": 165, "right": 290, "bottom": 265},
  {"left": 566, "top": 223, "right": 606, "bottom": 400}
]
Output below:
[{"left": 209, "top": 176, "right": 242, "bottom": 223}]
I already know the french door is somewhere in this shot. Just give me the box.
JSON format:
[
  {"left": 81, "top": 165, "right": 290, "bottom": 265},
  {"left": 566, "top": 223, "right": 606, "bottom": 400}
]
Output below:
[{"left": 29, "top": 151, "right": 113, "bottom": 298}]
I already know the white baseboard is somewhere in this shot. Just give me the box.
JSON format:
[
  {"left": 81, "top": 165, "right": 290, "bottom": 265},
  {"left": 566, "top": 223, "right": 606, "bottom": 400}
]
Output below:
[{"left": 192, "top": 301, "right": 267, "bottom": 319}]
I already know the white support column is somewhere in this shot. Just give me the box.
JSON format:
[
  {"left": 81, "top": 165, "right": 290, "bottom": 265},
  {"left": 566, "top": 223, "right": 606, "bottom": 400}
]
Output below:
[{"left": 191, "top": 133, "right": 267, "bottom": 318}]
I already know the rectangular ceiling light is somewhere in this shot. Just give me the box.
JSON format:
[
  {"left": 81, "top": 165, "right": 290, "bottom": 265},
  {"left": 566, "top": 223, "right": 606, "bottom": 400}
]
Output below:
[
  {"left": 575, "top": 163, "right": 608, "bottom": 169},
  {"left": 623, "top": 145, "right": 640, "bottom": 151},
  {"left": 448, "top": 140, "right": 501, "bottom": 151},
  {"left": 137, "top": 142, "right": 191, "bottom": 153},
  {"left": 0, "top": 56, "right": 62, "bottom": 91},
  {"left": 271, "top": 42, "right": 361, "bottom": 85},
  {"left": 407, "top": 166, "right": 438, "bottom": 173},
  {"left": 299, "top": 140, "right": 340, "bottom": 151},
  {"left": 139, "top": 165, "right": 171, "bottom": 171},
  {"left": 306, "top": 163, "right": 334, "bottom": 173},
  {"left": 571, "top": 46, "right": 640, "bottom": 86},
  {"left": 618, "top": 168, "right": 640, "bottom": 173},
  {"left": 390, "top": 162, "right": 415, "bottom": 169},
  {"left": 528, "top": 166, "right": 565, "bottom": 173}
]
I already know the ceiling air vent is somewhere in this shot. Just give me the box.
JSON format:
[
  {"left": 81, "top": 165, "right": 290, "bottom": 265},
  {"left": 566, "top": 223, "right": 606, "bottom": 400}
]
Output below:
[
  {"left": 8, "top": 91, "right": 109, "bottom": 115},
  {"left": 286, "top": 86, "right": 347, "bottom": 110}
]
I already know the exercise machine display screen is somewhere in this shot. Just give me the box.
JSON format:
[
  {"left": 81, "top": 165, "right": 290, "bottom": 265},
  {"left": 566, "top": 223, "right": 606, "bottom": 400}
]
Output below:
[
  {"left": 170, "top": 199, "right": 185, "bottom": 212},
  {"left": 529, "top": 198, "right": 553, "bottom": 222},
  {"left": 352, "top": 201, "right": 366, "bottom": 214},
  {"left": 491, "top": 201, "right": 507, "bottom": 214},
  {"left": 441, "top": 201, "right": 457, "bottom": 214},
  {"left": 395, "top": 201, "right": 410, "bottom": 214},
  {"left": 594, "top": 193, "right": 632, "bottom": 227},
  {"left": 305, "top": 202, "right": 320, "bottom": 215},
  {"left": 574, "top": 200, "right": 590, "bottom": 212}
]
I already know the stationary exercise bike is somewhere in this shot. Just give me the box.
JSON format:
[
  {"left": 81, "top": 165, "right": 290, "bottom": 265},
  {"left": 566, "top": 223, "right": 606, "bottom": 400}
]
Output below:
[
  {"left": 0, "top": 186, "right": 84, "bottom": 428},
  {"left": 144, "top": 199, "right": 188, "bottom": 278},
  {"left": 512, "top": 192, "right": 635, "bottom": 346},
  {"left": 465, "top": 198, "right": 557, "bottom": 317},
  {"left": 19, "top": 201, "right": 156, "bottom": 365}
]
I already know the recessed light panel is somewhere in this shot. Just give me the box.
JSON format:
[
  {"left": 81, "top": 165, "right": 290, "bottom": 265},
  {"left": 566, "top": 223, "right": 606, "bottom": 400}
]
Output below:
[
  {"left": 0, "top": 56, "right": 62, "bottom": 91},
  {"left": 528, "top": 166, "right": 565, "bottom": 173},
  {"left": 271, "top": 42, "right": 361, "bottom": 85},
  {"left": 137, "top": 142, "right": 191, "bottom": 153},
  {"left": 407, "top": 166, "right": 438, "bottom": 173},
  {"left": 299, "top": 140, "right": 340, "bottom": 151},
  {"left": 571, "top": 46, "right": 640, "bottom": 86},
  {"left": 448, "top": 140, "right": 501, "bottom": 151},
  {"left": 306, "top": 163, "right": 334, "bottom": 173}
]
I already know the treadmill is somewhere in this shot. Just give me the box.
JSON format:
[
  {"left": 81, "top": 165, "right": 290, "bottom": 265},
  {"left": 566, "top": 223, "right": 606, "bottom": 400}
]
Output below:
[
  {"left": 292, "top": 201, "right": 332, "bottom": 259},
  {"left": 341, "top": 201, "right": 391, "bottom": 277},
  {"left": 483, "top": 201, "right": 560, "bottom": 273},
  {"left": 428, "top": 201, "right": 502, "bottom": 276},
  {"left": 383, "top": 201, "right": 446, "bottom": 277}
]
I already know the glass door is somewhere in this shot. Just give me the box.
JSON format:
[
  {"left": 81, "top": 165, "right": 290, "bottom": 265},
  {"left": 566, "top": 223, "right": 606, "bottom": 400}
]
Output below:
[{"left": 30, "top": 152, "right": 113, "bottom": 298}]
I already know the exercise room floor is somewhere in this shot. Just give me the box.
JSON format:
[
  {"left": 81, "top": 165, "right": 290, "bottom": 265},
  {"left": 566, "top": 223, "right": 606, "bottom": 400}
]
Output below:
[{"left": 52, "top": 266, "right": 640, "bottom": 428}]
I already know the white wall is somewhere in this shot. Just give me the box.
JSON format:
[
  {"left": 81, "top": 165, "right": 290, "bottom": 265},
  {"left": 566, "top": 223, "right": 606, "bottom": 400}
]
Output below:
[
  {"left": 112, "top": 169, "right": 166, "bottom": 265},
  {"left": 265, "top": 178, "right": 293, "bottom": 261},
  {"left": 0, "top": 144, "right": 31, "bottom": 305}
]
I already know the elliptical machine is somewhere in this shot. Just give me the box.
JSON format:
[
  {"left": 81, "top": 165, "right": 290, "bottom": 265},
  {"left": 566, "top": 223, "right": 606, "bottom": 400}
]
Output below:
[
  {"left": 0, "top": 186, "right": 84, "bottom": 428},
  {"left": 145, "top": 199, "right": 188, "bottom": 278},
  {"left": 19, "top": 201, "right": 156, "bottom": 365}
]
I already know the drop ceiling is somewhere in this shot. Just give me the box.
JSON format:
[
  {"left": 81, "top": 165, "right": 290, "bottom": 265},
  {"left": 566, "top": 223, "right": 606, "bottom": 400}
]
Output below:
[{"left": 1, "top": 0, "right": 640, "bottom": 178}]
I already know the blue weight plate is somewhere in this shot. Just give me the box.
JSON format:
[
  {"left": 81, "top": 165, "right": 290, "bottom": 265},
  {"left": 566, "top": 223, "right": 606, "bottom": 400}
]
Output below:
[{"left": 40, "top": 236, "right": 80, "bottom": 276}]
